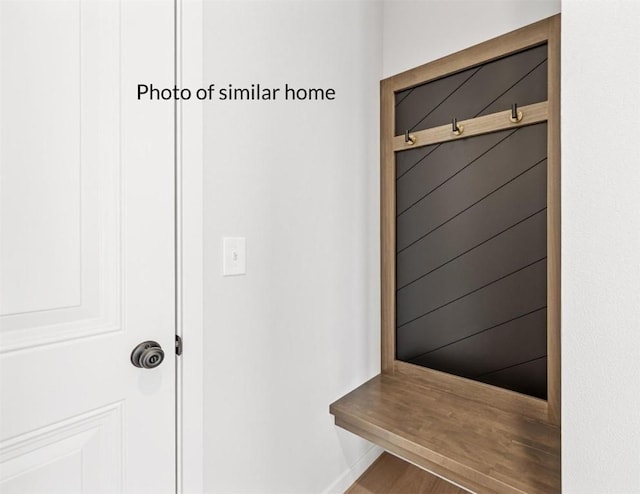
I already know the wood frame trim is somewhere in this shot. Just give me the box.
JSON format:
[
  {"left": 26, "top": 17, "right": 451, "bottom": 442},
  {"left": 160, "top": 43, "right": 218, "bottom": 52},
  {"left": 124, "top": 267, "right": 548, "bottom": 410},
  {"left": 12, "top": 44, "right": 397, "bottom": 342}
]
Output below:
[
  {"left": 380, "top": 77, "right": 395, "bottom": 374},
  {"left": 380, "top": 14, "right": 561, "bottom": 425},
  {"left": 546, "top": 14, "right": 561, "bottom": 426}
]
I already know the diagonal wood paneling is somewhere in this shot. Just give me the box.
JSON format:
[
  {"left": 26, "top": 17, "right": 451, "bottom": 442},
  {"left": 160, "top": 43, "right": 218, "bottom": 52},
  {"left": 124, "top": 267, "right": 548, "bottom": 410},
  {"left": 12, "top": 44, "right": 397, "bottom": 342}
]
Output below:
[
  {"left": 409, "top": 308, "right": 547, "bottom": 386},
  {"left": 477, "top": 357, "right": 548, "bottom": 399},
  {"left": 396, "top": 210, "right": 546, "bottom": 326},
  {"left": 396, "top": 123, "right": 547, "bottom": 252},
  {"left": 396, "top": 141, "right": 439, "bottom": 179},
  {"left": 395, "top": 44, "right": 547, "bottom": 134},
  {"left": 395, "top": 119, "right": 548, "bottom": 398},
  {"left": 397, "top": 260, "right": 547, "bottom": 361},
  {"left": 396, "top": 158, "right": 547, "bottom": 288},
  {"left": 395, "top": 67, "right": 479, "bottom": 135},
  {"left": 396, "top": 128, "right": 516, "bottom": 208}
]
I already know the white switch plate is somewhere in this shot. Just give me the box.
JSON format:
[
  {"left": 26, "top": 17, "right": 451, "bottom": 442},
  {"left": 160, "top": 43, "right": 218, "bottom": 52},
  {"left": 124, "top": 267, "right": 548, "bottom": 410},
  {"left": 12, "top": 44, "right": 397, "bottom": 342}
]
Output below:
[{"left": 223, "top": 237, "right": 246, "bottom": 276}]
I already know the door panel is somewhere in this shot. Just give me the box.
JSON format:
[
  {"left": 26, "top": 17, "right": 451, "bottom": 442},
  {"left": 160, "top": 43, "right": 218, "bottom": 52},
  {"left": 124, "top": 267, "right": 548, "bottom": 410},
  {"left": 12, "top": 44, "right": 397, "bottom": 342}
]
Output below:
[
  {"left": 0, "top": 404, "right": 122, "bottom": 494},
  {"left": 0, "top": 1, "right": 175, "bottom": 492},
  {"left": 1, "top": 0, "right": 120, "bottom": 351}
]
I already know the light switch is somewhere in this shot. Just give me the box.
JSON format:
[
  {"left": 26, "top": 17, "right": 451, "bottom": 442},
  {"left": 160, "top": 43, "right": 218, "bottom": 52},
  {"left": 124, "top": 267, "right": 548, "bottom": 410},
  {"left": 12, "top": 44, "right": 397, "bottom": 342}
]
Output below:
[{"left": 223, "top": 237, "right": 246, "bottom": 276}]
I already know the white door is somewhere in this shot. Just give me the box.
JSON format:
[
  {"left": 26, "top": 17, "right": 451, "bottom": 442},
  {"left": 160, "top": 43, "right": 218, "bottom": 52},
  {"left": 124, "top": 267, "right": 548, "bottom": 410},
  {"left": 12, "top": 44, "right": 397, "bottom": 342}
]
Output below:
[{"left": 0, "top": 1, "right": 176, "bottom": 493}]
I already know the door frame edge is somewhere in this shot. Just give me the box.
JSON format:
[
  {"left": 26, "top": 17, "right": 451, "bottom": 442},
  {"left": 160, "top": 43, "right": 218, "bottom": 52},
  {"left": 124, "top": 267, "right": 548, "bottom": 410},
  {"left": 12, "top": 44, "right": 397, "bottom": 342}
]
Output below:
[{"left": 176, "top": 0, "right": 204, "bottom": 492}]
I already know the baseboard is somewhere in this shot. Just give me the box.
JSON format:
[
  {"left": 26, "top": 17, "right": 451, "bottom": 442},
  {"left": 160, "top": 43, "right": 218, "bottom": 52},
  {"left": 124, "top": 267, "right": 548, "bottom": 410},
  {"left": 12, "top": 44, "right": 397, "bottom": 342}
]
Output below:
[{"left": 323, "top": 445, "right": 384, "bottom": 494}]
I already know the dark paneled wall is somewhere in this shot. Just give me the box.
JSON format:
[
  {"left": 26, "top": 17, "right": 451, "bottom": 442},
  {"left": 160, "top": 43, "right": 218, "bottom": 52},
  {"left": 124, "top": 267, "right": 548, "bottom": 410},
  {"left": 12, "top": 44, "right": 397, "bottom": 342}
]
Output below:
[
  {"left": 394, "top": 48, "right": 549, "bottom": 398},
  {"left": 395, "top": 44, "right": 548, "bottom": 135}
]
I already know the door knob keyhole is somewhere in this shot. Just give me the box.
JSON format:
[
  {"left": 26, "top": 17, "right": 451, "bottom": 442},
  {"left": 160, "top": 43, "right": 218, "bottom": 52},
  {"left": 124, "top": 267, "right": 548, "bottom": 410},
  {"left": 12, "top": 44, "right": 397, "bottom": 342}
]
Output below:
[{"left": 131, "top": 341, "right": 165, "bottom": 369}]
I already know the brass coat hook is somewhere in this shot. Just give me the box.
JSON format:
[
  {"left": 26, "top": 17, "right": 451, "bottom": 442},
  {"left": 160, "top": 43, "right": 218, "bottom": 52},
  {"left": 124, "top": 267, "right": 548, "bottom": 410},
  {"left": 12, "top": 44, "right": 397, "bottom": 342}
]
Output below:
[
  {"left": 452, "top": 118, "right": 464, "bottom": 136},
  {"left": 405, "top": 130, "right": 416, "bottom": 145},
  {"left": 510, "top": 103, "right": 523, "bottom": 123}
]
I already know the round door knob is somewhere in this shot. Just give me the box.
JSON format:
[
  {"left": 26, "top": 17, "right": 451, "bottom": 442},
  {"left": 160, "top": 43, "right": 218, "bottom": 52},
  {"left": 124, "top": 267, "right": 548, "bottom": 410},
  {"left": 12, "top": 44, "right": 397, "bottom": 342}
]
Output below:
[{"left": 131, "top": 341, "right": 165, "bottom": 369}]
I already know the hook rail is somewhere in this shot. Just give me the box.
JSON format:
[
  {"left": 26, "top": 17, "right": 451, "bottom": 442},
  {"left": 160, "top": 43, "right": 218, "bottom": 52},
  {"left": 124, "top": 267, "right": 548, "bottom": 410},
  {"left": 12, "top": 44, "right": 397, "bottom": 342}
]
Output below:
[{"left": 393, "top": 101, "right": 548, "bottom": 151}]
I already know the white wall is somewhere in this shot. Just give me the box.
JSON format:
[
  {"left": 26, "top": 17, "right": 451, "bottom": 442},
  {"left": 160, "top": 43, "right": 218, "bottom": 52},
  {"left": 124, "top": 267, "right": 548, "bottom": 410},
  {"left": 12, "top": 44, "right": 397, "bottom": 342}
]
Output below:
[
  {"left": 382, "top": 0, "right": 561, "bottom": 77},
  {"left": 562, "top": 1, "right": 640, "bottom": 492},
  {"left": 202, "top": 1, "right": 382, "bottom": 492},
  {"left": 203, "top": 1, "right": 640, "bottom": 492}
]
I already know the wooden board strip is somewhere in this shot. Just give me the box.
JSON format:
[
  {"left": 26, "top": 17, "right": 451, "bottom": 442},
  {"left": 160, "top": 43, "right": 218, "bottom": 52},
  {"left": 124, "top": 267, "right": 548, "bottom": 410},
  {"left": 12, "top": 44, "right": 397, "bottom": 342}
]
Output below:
[
  {"left": 393, "top": 361, "right": 549, "bottom": 422},
  {"left": 546, "top": 14, "right": 562, "bottom": 426},
  {"left": 380, "top": 79, "right": 396, "bottom": 372},
  {"left": 392, "top": 101, "right": 547, "bottom": 152}
]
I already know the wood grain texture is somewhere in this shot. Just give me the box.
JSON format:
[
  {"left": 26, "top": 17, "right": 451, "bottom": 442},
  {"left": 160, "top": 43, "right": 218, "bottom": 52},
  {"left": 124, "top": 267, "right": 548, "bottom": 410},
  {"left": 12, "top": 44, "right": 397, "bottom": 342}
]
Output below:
[
  {"left": 331, "top": 374, "right": 560, "bottom": 494},
  {"left": 346, "top": 453, "right": 467, "bottom": 494},
  {"left": 546, "top": 14, "right": 561, "bottom": 426},
  {"left": 380, "top": 79, "right": 395, "bottom": 373},
  {"left": 393, "top": 361, "right": 548, "bottom": 422},
  {"left": 386, "top": 17, "right": 551, "bottom": 93},
  {"left": 392, "top": 102, "right": 548, "bottom": 152}
]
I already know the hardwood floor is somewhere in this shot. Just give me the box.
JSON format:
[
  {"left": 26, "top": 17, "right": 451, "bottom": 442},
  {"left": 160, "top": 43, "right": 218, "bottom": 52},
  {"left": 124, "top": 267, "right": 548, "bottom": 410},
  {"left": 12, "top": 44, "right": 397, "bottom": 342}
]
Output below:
[{"left": 347, "top": 453, "right": 467, "bottom": 494}]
